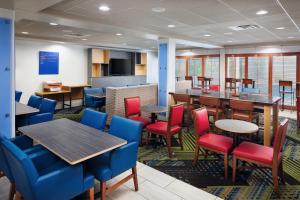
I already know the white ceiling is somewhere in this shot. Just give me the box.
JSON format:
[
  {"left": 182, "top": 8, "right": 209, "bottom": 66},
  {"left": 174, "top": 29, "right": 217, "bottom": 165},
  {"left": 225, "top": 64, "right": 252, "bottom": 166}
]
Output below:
[{"left": 12, "top": 0, "right": 300, "bottom": 49}]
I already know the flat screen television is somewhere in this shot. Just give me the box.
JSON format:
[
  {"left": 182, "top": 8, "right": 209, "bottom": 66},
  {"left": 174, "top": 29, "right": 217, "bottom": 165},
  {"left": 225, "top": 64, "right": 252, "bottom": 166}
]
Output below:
[{"left": 109, "top": 59, "right": 132, "bottom": 76}]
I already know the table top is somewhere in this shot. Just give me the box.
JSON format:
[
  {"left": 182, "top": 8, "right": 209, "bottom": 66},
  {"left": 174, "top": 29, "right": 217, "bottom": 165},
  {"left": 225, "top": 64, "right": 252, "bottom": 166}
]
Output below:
[
  {"left": 19, "top": 118, "right": 127, "bottom": 165},
  {"left": 35, "top": 90, "right": 71, "bottom": 96},
  {"left": 141, "top": 105, "right": 168, "bottom": 113},
  {"left": 16, "top": 102, "right": 39, "bottom": 116},
  {"left": 63, "top": 84, "right": 91, "bottom": 88},
  {"left": 170, "top": 89, "right": 281, "bottom": 105},
  {"left": 215, "top": 119, "right": 259, "bottom": 134},
  {"left": 88, "top": 93, "right": 106, "bottom": 98}
]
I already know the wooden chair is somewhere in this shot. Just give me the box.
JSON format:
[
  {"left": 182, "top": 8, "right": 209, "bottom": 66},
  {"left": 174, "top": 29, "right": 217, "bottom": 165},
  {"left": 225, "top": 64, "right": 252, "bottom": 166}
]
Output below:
[
  {"left": 279, "top": 80, "right": 295, "bottom": 109},
  {"left": 197, "top": 76, "right": 205, "bottom": 88},
  {"left": 225, "top": 78, "right": 235, "bottom": 90},
  {"left": 171, "top": 93, "right": 195, "bottom": 128},
  {"left": 232, "top": 119, "right": 289, "bottom": 194},
  {"left": 242, "top": 79, "right": 254, "bottom": 88},
  {"left": 146, "top": 104, "right": 185, "bottom": 158},
  {"left": 230, "top": 99, "right": 259, "bottom": 125},
  {"left": 193, "top": 107, "right": 233, "bottom": 179},
  {"left": 199, "top": 96, "right": 223, "bottom": 122},
  {"left": 185, "top": 76, "right": 194, "bottom": 88}
]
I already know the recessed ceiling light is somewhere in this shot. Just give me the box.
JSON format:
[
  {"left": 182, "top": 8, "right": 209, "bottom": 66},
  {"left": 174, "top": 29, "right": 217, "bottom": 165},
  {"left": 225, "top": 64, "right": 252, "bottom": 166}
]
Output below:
[
  {"left": 203, "top": 34, "right": 211, "bottom": 37},
  {"left": 256, "top": 10, "right": 268, "bottom": 15},
  {"left": 49, "top": 22, "right": 58, "bottom": 26},
  {"left": 122, "top": 43, "right": 127, "bottom": 45},
  {"left": 276, "top": 27, "right": 285, "bottom": 30},
  {"left": 224, "top": 32, "right": 232, "bottom": 35},
  {"left": 168, "top": 24, "right": 175, "bottom": 28},
  {"left": 62, "top": 30, "right": 72, "bottom": 33},
  {"left": 116, "top": 33, "right": 123, "bottom": 36},
  {"left": 81, "top": 38, "right": 88, "bottom": 41},
  {"left": 288, "top": 36, "right": 295, "bottom": 39},
  {"left": 152, "top": 7, "right": 166, "bottom": 13},
  {"left": 98, "top": 5, "right": 110, "bottom": 12},
  {"left": 227, "top": 40, "right": 233, "bottom": 43},
  {"left": 21, "top": 31, "right": 29, "bottom": 35}
]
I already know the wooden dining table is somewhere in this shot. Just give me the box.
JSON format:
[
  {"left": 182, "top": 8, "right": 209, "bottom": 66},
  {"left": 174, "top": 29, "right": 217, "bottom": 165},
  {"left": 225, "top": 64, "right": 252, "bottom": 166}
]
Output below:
[
  {"left": 19, "top": 118, "right": 127, "bottom": 165},
  {"left": 170, "top": 89, "right": 281, "bottom": 146},
  {"left": 16, "top": 102, "right": 39, "bottom": 116}
]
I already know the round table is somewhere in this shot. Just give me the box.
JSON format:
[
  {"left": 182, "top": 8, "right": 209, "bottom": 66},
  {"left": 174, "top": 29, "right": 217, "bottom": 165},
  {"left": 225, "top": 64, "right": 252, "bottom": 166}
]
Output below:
[
  {"left": 215, "top": 119, "right": 259, "bottom": 147},
  {"left": 141, "top": 105, "right": 168, "bottom": 123}
]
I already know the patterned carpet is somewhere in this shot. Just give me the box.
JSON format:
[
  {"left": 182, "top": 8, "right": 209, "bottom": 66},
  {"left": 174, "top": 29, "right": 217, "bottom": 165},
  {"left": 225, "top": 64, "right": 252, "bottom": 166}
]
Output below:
[{"left": 55, "top": 108, "right": 300, "bottom": 200}]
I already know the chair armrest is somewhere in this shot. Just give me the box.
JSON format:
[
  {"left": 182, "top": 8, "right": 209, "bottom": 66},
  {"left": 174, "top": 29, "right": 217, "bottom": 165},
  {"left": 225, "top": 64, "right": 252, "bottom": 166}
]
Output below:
[
  {"left": 29, "top": 113, "right": 53, "bottom": 125},
  {"left": 29, "top": 150, "right": 59, "bottom": 172},
  {"left": 36, "top": 164, "right": 83, "bottom": 199},
  {"left": 110, "top": 142, "right": 138, "bottom": 177},
  {"left": 11, "top": 135, "right": 33, "bottom": 150}
]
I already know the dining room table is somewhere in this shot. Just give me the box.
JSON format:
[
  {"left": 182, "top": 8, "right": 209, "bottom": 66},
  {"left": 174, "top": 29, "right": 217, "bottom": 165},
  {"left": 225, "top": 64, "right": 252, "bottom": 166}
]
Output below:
[
  {"left": 19, "top": 118, "right": 127, "bottom": 165},
  {"left": 16, "top": 102, "right": 39, "bottom": 116},
  {"left": 170, "top": 89, "right": 281, "bottom": 146},
  {"left": 141, "top": 105, "right": 168, "bottom": 123}
]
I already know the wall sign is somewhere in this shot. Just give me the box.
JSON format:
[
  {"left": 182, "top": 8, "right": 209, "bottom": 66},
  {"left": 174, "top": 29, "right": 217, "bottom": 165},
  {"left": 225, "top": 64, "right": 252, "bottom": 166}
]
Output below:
[{"left": 39, "top": 51, "right": 59, "bottom": 75}]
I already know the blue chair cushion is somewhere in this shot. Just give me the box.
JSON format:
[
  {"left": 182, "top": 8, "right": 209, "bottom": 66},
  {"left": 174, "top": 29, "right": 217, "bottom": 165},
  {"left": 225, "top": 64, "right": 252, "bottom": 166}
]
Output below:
[{"left": 80, "top": 108, "right": 107, "bottom": 131}]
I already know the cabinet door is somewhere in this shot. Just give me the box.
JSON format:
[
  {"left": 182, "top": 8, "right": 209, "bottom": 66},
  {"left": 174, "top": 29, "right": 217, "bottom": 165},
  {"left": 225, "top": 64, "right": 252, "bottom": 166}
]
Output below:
[{"left": 92, "top": 49, "right": 104, "bottom": 63}]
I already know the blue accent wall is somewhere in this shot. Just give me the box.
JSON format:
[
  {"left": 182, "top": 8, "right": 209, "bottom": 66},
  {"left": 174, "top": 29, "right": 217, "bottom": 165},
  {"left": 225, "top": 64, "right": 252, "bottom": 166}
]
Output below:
[
  {"left": 158, "top": 43, "right": 168, "bottom": 107},
  {"left": 0, "top": 18, "right": 13, "bottom": 139}
]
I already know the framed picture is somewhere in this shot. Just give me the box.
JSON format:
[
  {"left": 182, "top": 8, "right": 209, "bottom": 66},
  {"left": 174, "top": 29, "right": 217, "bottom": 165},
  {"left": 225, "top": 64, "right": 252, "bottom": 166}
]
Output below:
[{"left": 39, "top": 51, "right": 59, "bottom": 75}]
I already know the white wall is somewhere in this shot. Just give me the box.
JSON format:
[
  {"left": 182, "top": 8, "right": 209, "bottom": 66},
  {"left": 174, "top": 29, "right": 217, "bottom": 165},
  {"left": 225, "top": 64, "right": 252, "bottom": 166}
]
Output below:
[
  {"left": 16, "top": 40, "right": 88, "bottom": 106},
  {"left": 146, "top": 51, "right": 158, "bottom": 83}
]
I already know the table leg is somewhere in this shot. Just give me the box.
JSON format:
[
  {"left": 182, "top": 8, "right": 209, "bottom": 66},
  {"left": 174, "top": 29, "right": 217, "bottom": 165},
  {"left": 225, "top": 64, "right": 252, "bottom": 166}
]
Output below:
[
  {"left": 150, "top": 113, "right": 157, "bottom": 123},
  {"left": 282, "top": 86, "right": 285, "bottom": 110},
  {"left": 264, "top": 105, "right": 271, "bottom": 146},
  {"left": 62, "top": 94, "right": 65, "bottom": 110},
  {"left": 69, "top": 92, "right": 72, "bottom": 110}
]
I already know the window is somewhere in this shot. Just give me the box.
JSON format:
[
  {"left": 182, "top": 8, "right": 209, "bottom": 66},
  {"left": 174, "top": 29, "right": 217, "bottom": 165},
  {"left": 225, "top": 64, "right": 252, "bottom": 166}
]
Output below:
[
  {"left": 188, "top": 58, "right": 202, "bottom": 76},
  {"left": 227, "top": 57, "right": 245, "bottom": 79},
  {"left": 205, "top": 57, "right": 220, "bottom": 85},
  {"left": 272, "top": 55, "right": 297, "bottom": 105},
  {"left": 175, "top": 58, "right": 186, "bottom": 80},
  {"left": 248, "top": 56, "right": 269, "bottom": 94}
]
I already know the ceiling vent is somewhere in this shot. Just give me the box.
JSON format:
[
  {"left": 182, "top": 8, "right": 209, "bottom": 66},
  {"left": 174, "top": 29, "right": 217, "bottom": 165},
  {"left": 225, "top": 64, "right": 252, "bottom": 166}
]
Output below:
[
  {"left": 229, "top": 24, "right": 261, "bottom": 31},
  {"left": 63, "top": 33, "right": 90, "bottom": 38}
]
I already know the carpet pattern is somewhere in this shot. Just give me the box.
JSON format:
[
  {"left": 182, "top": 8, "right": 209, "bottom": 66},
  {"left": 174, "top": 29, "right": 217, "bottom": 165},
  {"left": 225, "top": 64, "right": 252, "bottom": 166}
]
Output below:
[{"left": 55, "top": 107, "right": 300, "bottom": 200}]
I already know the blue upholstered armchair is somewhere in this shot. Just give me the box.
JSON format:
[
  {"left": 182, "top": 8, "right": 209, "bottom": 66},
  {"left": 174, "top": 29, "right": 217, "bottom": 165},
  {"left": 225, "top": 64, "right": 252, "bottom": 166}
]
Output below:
[
  {"left": 28, "top": 95, "right": 42, "bottom": 109},
  {"left": 87, "top": 115, "right": 143, "bottom": 200},
  {"left": 83, "top": 87, "right": 105, "bottom": 109},
  {"left": 28, "top": 98, "right": 56, "bottom": 125},
  {"left": 15, "top": 91, "right": 22, "bottom": 102},
  {"left": 80, "top": 108, "right": 107, "bottom": 131},
  {"left": 1, "top": 139, "right": 95, "bottom": 200},
  {"left": 0, "top": 136, "right": 44, "bottom": 200}
]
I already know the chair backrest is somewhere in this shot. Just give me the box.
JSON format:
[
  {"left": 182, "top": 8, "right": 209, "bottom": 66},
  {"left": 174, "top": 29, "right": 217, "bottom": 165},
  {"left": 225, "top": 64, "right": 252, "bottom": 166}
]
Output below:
[
  {"left": 109, "top": 115, "right": 143, "bottom": 143},
  {"left": 0, "top": 138, "right": 14, "bottom": 182},
  {"left": 230, "top": 99, "right": 254, "bottom": 112},
  {"left": 168, "top": 104, "right": 185, "bottom": 128},
  {"left": 279, "top": 80, "right": 292, "bottom": 87},
  {"left": 124, "top": 96, "right": 141, "bottom": 117},
  {"left": 272, "top": 119, "right": 289, "bottom": 164},
  {"left": 242, "top": 79, "right": 253, "bottom": 87},
  {"left": 209, "top": 85, "right": 220, "bottom": 91},
  {"left": 199, "top": 96, "right": 221, "bottom": 108},
  {"left": 193, "top": 107, "right": 210, "bottom": 136},
  {"left": 172, "top": 93, "right": 191, "bottom": 105},
  {"left": 80, "top": 108, "right": 107, "bottom": 131},
  {"left": 15, "top": 91, "right": 22, "bottom": 102},
  {"left": 185, "top": 76, "right": 193, "bottom": 81},
  {"left": 27, "top": 95, "right": 42, "bottom": 109},
  {"left": 1, "top": 140, "right": 39, "bottom": 200},
  {"left": 39, "top": 98, "right": 56, "bottom": 114}
]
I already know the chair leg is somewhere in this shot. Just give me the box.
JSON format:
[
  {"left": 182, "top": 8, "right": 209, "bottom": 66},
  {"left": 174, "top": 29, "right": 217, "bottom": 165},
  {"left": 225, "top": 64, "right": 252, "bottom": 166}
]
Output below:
[
  {"left": 204, "top": 150, "right": 208, "bottom": 159},
  {"left": 9, "top": 183, "right": 15, "bottom": 200},
  {"left": 100, "top": 182, "right": 106, "bottom": 200},
  {"left": 166, "top": 135, "right": 172, "bottom": 158},
  {"left": 87, "top": 187, "right": 94, "bottom": 200},
  {"left": 132, "top": 167, "right": 139, "bottom": 191},
  {"left": 279, "top": 160, "right": 285, "bottom": 185},
  {"left": 178, "top": 132, "right": 183, "bottom": 150},
  {"left": 272, "top": 167, "right": 279, "bottom": 194},
  {"left": 193, "top": 145, "right": 200, "bottom": 166},
  {"left": 15, "top": 192, "right": 22, "bottom": 200},
  {"left": 232, "top": 156, "right": 237, "bottom": 183},
  {"left": 224, "top": 153, "right": 228, "bottom": 180}
]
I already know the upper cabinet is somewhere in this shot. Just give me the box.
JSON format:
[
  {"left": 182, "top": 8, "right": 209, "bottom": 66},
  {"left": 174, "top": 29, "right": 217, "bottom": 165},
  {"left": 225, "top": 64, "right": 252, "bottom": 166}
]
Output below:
[
  {"left": 91, "top": 49, "right": 110, "bottom": 64},
  {"left": 88, "top": 48, "right": 110, "bottom": 78},
  {"left": 135, "top": 52, "right": 147, "bottom": 65}
]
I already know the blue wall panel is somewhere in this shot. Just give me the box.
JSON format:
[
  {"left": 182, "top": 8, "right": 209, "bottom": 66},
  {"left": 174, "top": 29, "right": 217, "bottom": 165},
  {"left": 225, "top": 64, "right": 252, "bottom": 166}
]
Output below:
[
  {"left": 0, "top": 18, "right": 13, "bottom": 139},
  {"left": 158, "top": 43, "right": 168, "bottom": 107}
]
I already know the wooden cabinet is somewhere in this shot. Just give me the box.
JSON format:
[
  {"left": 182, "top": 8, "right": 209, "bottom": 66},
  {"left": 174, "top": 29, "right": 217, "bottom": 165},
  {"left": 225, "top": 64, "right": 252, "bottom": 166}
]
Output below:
[
  {"left": 91, "top": 49, "right": 110, "bottom": 64},
  {"left": 88, "top": 48, "right": 110, "bottom": 78},
  {"left": 135, "top": 52, "right": 147, "bottom": 75}
]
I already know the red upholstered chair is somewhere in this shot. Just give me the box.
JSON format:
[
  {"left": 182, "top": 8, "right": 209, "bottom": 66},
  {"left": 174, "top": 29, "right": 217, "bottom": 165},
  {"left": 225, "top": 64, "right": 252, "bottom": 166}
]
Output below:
[
  {"left": 297, "top": 98, "right": 300, "bottom": 127},
  {"left": 232, "top": 119, "right": 289, "bottom": 194},
  {"left": 146, "top": 104, "right": 185, "bottom": 158},
  {"left": 124, "top": 96, "right": 151, "bottom": 127},
  {"left": 193, "top": 107, "right": 233, "bottom": 179},
  {"left": 209, "top": 85, "right": 220, "bottom": 91}
]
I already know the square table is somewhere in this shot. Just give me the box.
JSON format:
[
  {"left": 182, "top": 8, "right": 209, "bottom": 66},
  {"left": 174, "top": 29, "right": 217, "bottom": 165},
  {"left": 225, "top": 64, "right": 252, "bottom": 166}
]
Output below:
[
  {"left": 16, "top": 102, "right": 39, "bottom": 116},
  {"left": 19, "top": 118, "right": 127, "bottom": 165}
]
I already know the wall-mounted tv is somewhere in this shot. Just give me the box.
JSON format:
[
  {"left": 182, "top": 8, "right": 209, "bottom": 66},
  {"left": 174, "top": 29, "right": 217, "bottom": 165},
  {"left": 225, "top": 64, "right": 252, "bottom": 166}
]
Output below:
[{"left": 109, "top": 59, "right": 132, "bottom": 76}]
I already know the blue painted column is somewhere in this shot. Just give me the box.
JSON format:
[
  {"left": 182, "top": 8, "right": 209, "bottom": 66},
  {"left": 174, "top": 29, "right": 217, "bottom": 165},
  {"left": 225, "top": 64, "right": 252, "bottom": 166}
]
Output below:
[
  {"left": 158, "top": 39, "right": 176, "bottom": 109},
  {"left": 0, "top": 14, "right": 14, "bottom": 139}
]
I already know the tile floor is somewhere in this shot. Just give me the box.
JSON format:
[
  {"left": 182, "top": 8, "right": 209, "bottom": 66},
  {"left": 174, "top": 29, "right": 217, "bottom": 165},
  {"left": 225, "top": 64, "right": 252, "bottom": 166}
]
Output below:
[{"left": 0, "top": 162, "right": 221, "bottom": 200}]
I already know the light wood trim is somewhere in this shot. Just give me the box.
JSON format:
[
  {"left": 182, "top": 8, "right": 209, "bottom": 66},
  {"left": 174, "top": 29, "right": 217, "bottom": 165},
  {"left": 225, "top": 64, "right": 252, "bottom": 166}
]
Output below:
[
  {"left": 268, "top": 55, "right": 273, "bottom": 96},
  {"left": 245, "top": 57, "right": 248, "bottom": 79},
  {"left": 185, "top": 59, "right": 189, "bottom": 76},
  {"left": 264, "top": 105, "right": 271, "bottom": 146},
  {"left": 202, "top": 57, "right": 205, "bottom": 77},
  {"left": 103, "top": 50, "right": 110, "bottom": 64}
]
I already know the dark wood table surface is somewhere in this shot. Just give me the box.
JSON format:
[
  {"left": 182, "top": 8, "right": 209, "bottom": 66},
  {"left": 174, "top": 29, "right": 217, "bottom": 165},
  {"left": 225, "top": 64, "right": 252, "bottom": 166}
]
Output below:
[
  {"left": 170, "top": 89, "right": 281, "bottom": 146},
  {"left": 141, "top": 105, "right": 168, "bottom": 113},
  {"left": 19, "top": 118, "right": 127, "bottom": 165},
  {"left": 16, "top": 102, "right": 39, "bottom": 116}
]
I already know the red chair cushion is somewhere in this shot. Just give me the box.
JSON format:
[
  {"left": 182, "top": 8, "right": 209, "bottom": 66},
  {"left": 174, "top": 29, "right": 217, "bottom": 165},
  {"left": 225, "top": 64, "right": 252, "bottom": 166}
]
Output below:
[
  {"left": 233, "top": 142, "right": 280, "bottom": 165},
  {"left": 125, "top": 97, "right": 141, "bottom": 117},
  {"left": 146, "top": 121, "right": 181, "bottom": 135},
  {"left": 130, "top": 116, "right": 151, "bottom": 127},
  {"left": 197, "top": 133, "right": 233, "bottom": 153}
]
